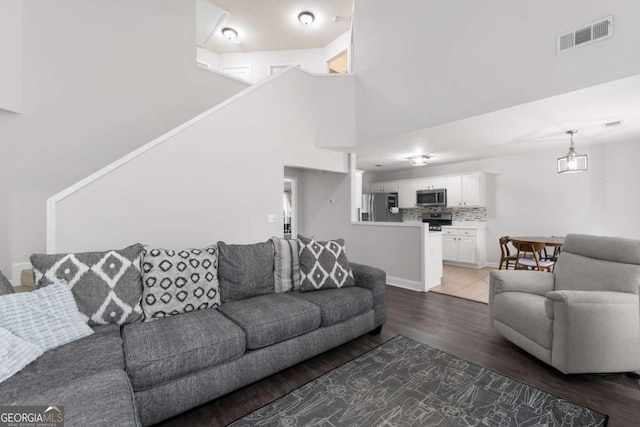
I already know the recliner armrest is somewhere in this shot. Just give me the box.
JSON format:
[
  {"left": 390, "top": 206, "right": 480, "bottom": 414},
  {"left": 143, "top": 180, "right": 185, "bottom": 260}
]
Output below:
[
  {"left": 350, "top": 262, "right": 386, "bottom": 328},
  {"left": 545, "top": 290, "right": 637, "bottom": 320},
  {"left": 490, "top": 270, "right": 555, "bottom": 296}
]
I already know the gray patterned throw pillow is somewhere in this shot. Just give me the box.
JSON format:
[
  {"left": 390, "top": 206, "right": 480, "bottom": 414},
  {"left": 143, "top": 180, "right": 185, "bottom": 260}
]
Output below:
[
  {"left": 141, "top": 246, "right": 220, "bottom": 321},
  {"left": 0, "top": 269, "right": 14, "bottom": 295},
  {"left": 271, "top": 237, "right": 301, "bottom": 293},
  {"left": 30, "top": 244, "right": 144, "bottom": 326},
  {"left": 298, "top": 235, "right": 355, "bottom": 292}
]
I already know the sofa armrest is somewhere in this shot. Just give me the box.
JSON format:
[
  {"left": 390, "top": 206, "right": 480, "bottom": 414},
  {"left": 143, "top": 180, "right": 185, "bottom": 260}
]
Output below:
[
  {"left": 490, "top": 270, "right": 555, "bottom": 296},
  {"left": 350, "top": 263, "right": 386, "bottom": 328},
  {"left": 546, "top": 290, "right": 640, "bottom": 373}
]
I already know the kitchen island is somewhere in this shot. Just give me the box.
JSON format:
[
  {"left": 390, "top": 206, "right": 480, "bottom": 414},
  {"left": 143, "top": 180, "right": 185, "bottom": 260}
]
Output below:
[{"left": 351, "top": 221, "right": 442, "bottom": 292}]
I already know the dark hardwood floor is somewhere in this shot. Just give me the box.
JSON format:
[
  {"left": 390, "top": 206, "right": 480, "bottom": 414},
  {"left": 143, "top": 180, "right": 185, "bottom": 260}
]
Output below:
[{"left": 158, "top": 287, "right": 640, "bottom": 426}]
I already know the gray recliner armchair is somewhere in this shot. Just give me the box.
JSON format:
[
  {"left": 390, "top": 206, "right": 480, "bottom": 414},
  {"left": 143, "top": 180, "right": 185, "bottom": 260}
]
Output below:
[{"left": 489, "top": 233, "right": 640, "bottom": 374}]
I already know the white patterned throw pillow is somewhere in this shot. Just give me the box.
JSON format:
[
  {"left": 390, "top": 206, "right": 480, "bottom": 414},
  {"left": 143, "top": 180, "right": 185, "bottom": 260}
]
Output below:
[
  {"left": 298, "top": 235, "right": 355, "bottom": 292},
  {"left": 0, "top": 327, "right": 44, "bottom": 384},
  {"left": 141, "top": 246, "right": 221, "bottom": 321},
  {"left": 0, "top": 281, "right": 94, "bottom": 383}
]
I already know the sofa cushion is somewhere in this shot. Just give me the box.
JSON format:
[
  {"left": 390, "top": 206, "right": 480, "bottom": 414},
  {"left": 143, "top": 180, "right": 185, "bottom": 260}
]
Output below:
[
  {"left": 271, "top": 237, "right": 301, "bottom": 293},
  {"left": 14, "top": 369, "right": 141, "bottom": 427},
  {"left": 0, "top": 324, "right": 124, "bottom": 404},
  {"left": 218, "top": 293, "right": 321, "bottom": 349},
  {"left": 141, "top": 246, "right": 220, "bottom": 321},
  {"left": 493, "top": 292, "right": 552, "bottom": 349},
  {"left": 290, "top": 287, "right": 373, "bottom": 327},
  {"left": 31, "top": 243, "right": 144, "bottom": 325},
  {"left": 123, "top": 308, "right": 245, "bottom": 391},
  {"left": 217, "top": 241, "right": 274, "bottom": 302},
  {"left": 0, "top": 269, "right": 13, "bottom": 295},
  {"left": 298, "top": 235, "right": 355, "bottom": 292}
]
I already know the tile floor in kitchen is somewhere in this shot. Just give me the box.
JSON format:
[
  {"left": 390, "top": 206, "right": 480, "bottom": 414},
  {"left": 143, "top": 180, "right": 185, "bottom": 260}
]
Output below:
[{"left": 429, "top": 265, "right": 497, "bottom": 303}]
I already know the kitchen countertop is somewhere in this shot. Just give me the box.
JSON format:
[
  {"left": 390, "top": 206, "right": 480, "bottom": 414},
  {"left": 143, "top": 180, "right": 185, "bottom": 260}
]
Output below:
[
  {"left": 442, "top": 221, "right": 488, "bottom": 229},
  {"left": 352, "top": 221, "right": 422, "bottom": 228}
]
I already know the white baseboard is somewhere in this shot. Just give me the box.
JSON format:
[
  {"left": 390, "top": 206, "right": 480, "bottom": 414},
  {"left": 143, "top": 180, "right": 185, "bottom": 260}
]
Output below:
[
  {"left": 386, "top": 276, "right": 424, "bottom": 292},
  {"left": 11, "top": 262, "right": 32, "bottom": 286}
]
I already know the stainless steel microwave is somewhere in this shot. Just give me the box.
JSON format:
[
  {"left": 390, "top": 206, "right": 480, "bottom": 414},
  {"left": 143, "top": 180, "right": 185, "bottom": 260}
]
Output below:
[{"left": 416, "top": 188, "right": 447, "bottom": 207}]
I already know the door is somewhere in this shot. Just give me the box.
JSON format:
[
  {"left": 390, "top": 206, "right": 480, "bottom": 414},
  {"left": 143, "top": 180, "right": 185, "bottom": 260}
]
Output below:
[
  {"left": 372, "top": 193, "right": 388, "bottom": 222},
  {"left": 457, "top": 237, "right": 477, "bottom": 263},
  {"left": 461, "top": 174, "right": 481, "bottom": 206},
  {"left": 327, "top": 50, "right": 349, "bottom": 73},
  {"left": 445, "top": 176, "right": 462, "bottom": 207},
  {"left": 442, "top": 236, "right": 458, "bottom": 261},
  {"left": 398, "top": 180, "right": 417, "bottom": 208}
]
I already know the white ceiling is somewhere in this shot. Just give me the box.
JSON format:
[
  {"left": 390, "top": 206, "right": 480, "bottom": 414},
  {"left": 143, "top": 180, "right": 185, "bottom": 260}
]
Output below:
[
  {"left": 355, "top": 73, "right": 640, "bottom": 172},
  {"left": 202, "top": 0, "right": 352, "bottom": 53}
]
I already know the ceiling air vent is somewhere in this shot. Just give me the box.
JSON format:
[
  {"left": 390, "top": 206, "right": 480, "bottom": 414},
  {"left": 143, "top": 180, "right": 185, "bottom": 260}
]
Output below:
[{"left": 556, "top": 16, "right": 613, "bottom": 54}]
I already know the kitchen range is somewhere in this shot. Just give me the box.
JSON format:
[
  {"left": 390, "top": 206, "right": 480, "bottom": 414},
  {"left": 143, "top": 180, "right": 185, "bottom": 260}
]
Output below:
[{"left": 422, "top": 211, "right": 453, "bottom": 231}]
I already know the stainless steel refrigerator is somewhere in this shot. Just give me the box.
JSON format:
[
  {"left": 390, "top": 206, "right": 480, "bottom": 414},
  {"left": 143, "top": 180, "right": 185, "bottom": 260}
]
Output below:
[{"left": 361, "top": 192, "right": 402, "bottom": 222}]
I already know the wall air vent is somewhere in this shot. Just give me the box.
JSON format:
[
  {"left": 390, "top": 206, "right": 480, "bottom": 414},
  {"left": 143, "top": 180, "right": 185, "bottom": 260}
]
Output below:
[{"left": 556, "top": 16, "right": 613, "bottom": 54}]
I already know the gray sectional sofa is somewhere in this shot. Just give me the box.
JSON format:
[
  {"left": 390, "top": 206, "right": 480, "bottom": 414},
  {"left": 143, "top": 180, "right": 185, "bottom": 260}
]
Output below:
[{"left": 0, "top": 261, "right": 386, "bottom": 426}]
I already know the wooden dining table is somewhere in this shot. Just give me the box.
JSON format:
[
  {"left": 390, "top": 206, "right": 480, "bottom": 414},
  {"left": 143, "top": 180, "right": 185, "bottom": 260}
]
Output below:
[{"left": 510, "top": 236, "right": 565, "bottom": 247}]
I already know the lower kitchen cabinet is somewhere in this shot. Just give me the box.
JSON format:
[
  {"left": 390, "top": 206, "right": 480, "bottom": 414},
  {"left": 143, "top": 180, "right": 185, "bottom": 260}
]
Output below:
[{"left": 442, "top": 228, "right": 486, "bottom": 268}]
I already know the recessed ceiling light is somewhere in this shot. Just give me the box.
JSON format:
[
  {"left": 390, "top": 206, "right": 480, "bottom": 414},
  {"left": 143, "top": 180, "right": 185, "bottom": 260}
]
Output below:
[
  {"left": 221, "top": 27, "right": 238, "bottom": 40},
  {"left": 374, "top": 164, "right": 384, "bottom": 167},
  {"left": 298, "top": 11, "right": 315, "bottom": 25}
]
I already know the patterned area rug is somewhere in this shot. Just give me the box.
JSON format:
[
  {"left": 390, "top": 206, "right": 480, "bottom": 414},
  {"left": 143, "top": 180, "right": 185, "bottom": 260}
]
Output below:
[{"left": 230, "top": 336, "right": 608, "bottom": 426}]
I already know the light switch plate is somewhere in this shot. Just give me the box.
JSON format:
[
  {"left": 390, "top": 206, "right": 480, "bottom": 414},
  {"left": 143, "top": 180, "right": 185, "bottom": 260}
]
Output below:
[{"left": 267, "top": 214, "right": 278, "bottom": 223}]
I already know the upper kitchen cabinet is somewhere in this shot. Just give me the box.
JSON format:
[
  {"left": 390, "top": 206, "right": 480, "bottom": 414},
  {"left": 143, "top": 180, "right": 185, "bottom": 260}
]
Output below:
[
  {"left": 370, "top": 181, "right": 398, "bottom": 193},
  {"left": 445, "top": 173, "right": 485, "bottom": 207},
  {"left": 398, "top": 180, "right": 418, "bottom": 208},
  {"left": 418, "top": 177, "right": 446, "bottom": 190}
]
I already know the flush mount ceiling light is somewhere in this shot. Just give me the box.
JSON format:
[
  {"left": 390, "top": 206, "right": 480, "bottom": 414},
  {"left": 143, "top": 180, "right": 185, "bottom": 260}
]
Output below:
[
  {"left": 298, "top": 11, "right": 315, "bottom": 25},
  {"left": 221, "top": 27, "right": 238, "bottom": 40},
  {"left": 557, "top": 130, "right": 588, "bottom": 173},
  {"left": 408, "top": 155, "right": 430, "bottom": 167}
]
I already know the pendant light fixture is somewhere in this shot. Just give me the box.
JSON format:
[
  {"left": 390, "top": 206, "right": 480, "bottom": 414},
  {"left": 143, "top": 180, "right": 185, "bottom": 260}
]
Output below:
[{"left": 557, "top": 130, "right": 587, "bottom": 173}]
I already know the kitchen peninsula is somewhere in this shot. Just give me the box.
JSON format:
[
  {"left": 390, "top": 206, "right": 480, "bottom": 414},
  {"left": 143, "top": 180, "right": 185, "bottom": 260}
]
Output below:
[{"left": 351, "top": 221, "right": 442, "bottom": 292}]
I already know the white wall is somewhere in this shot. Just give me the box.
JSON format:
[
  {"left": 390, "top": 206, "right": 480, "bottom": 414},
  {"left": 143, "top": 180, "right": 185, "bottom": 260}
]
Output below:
[
  {"left": 372, "top": 139, "right": 640, "bottom": 265},
  {"left": 297, "top": 168, "right": 423, "bottom": 282},
  {"left": 196, "top": 47, "right": 220, "bottom": 70},
  {"left": 0, "top": 0, "right": 22, "bottom": 113},
  {"left": 354, "top": 0, "right": 640, "bottom": 143},
  {"left": 51, "top": 70, "right": 351, "bottom": 253},
  {"left": 202, "top": 30, "right": 351, "bottom": 83},
  {"left": 0, "top": 0, "right": 249, "bottom": 274}
]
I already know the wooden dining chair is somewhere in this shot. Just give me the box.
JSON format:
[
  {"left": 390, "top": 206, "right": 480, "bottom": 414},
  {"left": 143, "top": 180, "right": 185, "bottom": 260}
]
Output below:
[
  {"left": 511, "top": 240, "right": 555, "bottom": 272},
  {"left": 498, "top": 236, "right": 518, "bottom": 270},
  {"left": 542, "top": 236, "right": 563, "bottom": 262}
]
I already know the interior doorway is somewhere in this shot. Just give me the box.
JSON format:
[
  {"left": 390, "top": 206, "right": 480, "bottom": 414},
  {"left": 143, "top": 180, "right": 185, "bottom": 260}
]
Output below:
[
  {"left": 283, "top": 177, "right": 297, "bottom": 239},
  {"left": 327, "top": 50, "right": 349, "bottom": 74}
]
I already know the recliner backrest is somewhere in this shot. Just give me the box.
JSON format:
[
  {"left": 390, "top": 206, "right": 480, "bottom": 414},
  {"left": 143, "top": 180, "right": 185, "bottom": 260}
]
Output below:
[{"left": 554, "top": 234, "right": 640, "bottom": 294}]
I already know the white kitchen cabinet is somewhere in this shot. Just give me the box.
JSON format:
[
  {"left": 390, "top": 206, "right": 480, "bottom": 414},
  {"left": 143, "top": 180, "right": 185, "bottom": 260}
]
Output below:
[
  {"left": 418, "top": 177, "right": 446, "bottom": 190},
  {"left": 370, "top": 181, "right": 399, "bottom": 193},
  {"left": 398, "top": 180, "right": 418, "bottom": 208},
  {"left": 370, "top": 182, "right": 385, "bottom": 193},
  {"left": 442, "top": 228, "right": 486, "bottom": 268},
  {"left": 445, "top": 173, "right": 485, "bottom": 207}
]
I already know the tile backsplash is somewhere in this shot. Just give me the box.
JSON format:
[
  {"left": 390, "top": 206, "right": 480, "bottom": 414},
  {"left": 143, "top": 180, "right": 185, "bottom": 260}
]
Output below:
[{"left": 402, "top": 207, "right": 487, "bottom": 222}]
